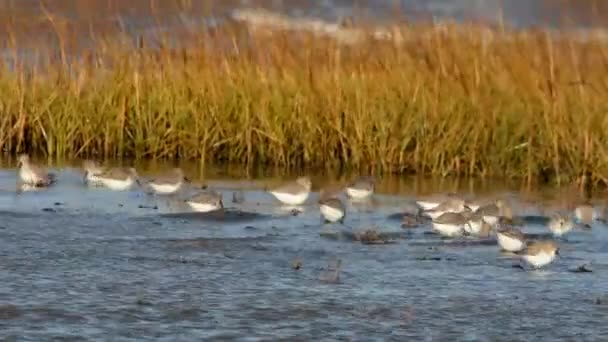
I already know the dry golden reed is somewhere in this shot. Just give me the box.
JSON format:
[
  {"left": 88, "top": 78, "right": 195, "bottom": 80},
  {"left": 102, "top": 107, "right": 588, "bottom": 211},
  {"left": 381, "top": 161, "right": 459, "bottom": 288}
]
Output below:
[{"left": 0, "top": 10, "right": 608, "bottom": 186}]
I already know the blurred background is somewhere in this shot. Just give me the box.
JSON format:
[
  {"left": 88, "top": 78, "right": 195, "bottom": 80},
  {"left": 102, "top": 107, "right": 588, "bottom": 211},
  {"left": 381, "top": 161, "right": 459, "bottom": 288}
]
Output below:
[
  {"left": 1, "top": 0, "right": 607, "bottom": 37},
  {"left": 1, "top": 0, "right": 607, "bottom": 60}
]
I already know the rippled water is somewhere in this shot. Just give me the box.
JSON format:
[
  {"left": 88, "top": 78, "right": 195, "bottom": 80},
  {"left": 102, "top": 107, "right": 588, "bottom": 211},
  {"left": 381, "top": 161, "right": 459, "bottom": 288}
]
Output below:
[{"left": 1, "top": 162, "right": 608, "bottom": 340}]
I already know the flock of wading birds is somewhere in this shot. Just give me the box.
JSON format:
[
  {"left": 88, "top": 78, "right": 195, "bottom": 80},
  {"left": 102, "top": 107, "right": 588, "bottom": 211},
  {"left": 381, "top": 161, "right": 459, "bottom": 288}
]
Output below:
[{"left": 15, "top": 154, "right": 600, "bottom": 270}]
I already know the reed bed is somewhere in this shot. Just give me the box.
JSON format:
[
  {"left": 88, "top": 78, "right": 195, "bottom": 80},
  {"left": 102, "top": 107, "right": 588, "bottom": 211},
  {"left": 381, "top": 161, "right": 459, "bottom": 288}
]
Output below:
[{"left": 1, "top": 8, "right": 608, "bottom": 186}]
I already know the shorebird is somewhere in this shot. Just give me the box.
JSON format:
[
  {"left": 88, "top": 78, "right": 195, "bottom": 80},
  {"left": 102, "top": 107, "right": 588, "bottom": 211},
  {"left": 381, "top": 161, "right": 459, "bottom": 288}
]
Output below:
[
  {"left": 496, "top": 227, "right": 526, "bottom": 252},
  {"left": 345, "top": 176, "right": 375, "bottom": 200},
  {"left": 474, "top": 199, "right": 512, "bottom": 226},
  {"left": 416, "top": 193, "right": 458, "bottom": 211},
  {"left": 465, "top": 212, "right": 483, "bottom": 235},
  {"left": 432, "top": 211, "right": 470, "bottom": 237},
  {"left": 82, "top": 160, "right": 105, "bottom": 186},
  {"left": 496, "top": 216, "right": 523, "bottom": 228},
  {"left": 318, "top": 184, "right": 343, "bottom": 202},
  {"left": 144, "top": 168, "right": 189, "bottom": 195},
  {"left": 319, "top": 197, "right": 346, "bottom": 224},
  {"left": 465, "top": 213, "right": 493, "bottom": 237},
  {"left": 268, "top": 176, "right": 312, "bottom": 206},
  {"left": 548, "top": 213, "right": 574, "bottom": 237},
  {"left": 399, "top": 201, "right": 426, "bottom": 228},
  {"left": 17, "top": 154, "right": 55, "bottom": 187},
  {"left": 96, "top": 167, "right": 139, "bottom": 191},
  {"left": 185, "top": 190, "right": 224, "bottom": 212},
  {"left": 517, "top": 240, "right": 560, "bottom": 269},
  {"left": 464, "top": 198, "right": 485, "bottom": 212},
  {"left": 424, "top": 198, "right": 469, "bottom": 220},
  {"left": 401, "top": 211, "right": 428, "bottom": 228}
]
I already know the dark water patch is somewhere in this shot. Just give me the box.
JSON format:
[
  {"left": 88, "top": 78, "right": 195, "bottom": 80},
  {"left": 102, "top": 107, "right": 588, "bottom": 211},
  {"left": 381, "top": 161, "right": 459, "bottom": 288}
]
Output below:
[
  {"left": 520, "top": 215, "right": 551, "bottom": 225},
  {"left": 42, "top": 334, "right": 85, "bottom": 342},
  {"left": 127, "top": 255, "right": 209, "bottom": 267},
  {"left": 162, "top": 303, "right": 203, "bottom": 321},
  {"left": 28, "top": 306, "right": 89, "bottom": 324},
  {"left": 571, "top": 263, "right": 593, "bottom": 273},
  {"left": 386, "top": 212, "right": 423, "bottom": 221},
  {"left": 137, "top": 205, "right": 158, "bottom": 210},
  {"left": 595, "top": 296, "right": 608, "bottom": 305},
  {"left": 525, "top": 232, "right": 558, "bottom": 240},
  {"left": 166, "top": 235, "right": 276, "bottom": 249},
  {"left": 0, "top": 210, "right": 45, "bottom": 219},
  {"left": 408, "top": 238, "right": 497, "bottom": 248},
  {"left": 386, "top": 212, "right": 431, "bottom": 230},
  {"left": 415, "top": 256, "right": 458, "bottom": 261},
  {"left": 319, "top": 228, "right": 408, "bottom": 243},
  {"left": 158, "top": 209, "right": 271, "bottom": 222},
  {"left": 0, "top": 304, "right": 20, "bottom": 320}
]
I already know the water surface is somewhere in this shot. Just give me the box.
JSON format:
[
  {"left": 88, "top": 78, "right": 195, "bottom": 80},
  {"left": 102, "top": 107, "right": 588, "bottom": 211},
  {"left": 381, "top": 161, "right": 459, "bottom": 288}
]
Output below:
[{"left": 1, "top": 161, "right": 607, "bottom": 340}]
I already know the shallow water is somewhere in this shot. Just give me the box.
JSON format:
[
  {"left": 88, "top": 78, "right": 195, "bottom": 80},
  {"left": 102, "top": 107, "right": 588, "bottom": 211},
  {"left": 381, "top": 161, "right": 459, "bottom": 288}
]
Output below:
[{"left": 1, "top": 161, "right": 608, "bottom": 340}]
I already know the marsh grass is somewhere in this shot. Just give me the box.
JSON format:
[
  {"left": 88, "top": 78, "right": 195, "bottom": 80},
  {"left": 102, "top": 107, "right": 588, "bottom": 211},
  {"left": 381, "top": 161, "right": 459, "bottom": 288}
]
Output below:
[{"left": 1, "top": 8, "right": 608, "bottom": 186}]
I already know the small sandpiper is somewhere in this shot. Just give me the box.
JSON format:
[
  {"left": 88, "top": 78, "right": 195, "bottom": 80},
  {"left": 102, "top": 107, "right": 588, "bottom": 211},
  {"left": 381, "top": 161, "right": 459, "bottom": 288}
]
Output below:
[
  {"left": 416, "top": 193, "right": 458, "bottom": 211},
  {"left": 145, "top": 168, "right": 189, "bottom": 195},
  {"left": 185, "top": 190, "right": 224, "bottom": 212},
  {"left": 517, "top": 240, "right": 560, "bottom": 269},
  {"left": 401, "top": 202, "right": 426, "bottom": 228},
  {"left": 268, "top": 176, "right": 312, "bottom": 206},
  {"left": 319, "top": 184, "right": 343, "bottom": 202},
  {"left": 464, "top": 198, "right": 484, "bottom": 212},
  {"left": 474, "top": 199, "right": 511, "bottom": 226},
  {"left": 17, "top": 154, "right": 55, "bottom": 187},
  {"left": 96, "top": 167, "right": 139, "bottom": 191},
  {"left": 432, "top": 211, "right": 470, "bottom": 237},
  {"left": 465, "top": 213, "right": 493, "bottom": 237},
  {"left": 496, "top": 227, "right": 526, "bottom": 252},
  {"left": 548, "top": 213, "right": 574, "bottom": 238},
  {"left": 319, "top": 197, "right": 346, "bottom": 224},
  {"left": 345, "top": 176, "right": 375, "bottom": 200},
  {"left": 424, "top": 198, "right": 469, "bottom": 220},
  {"left": 82, "top": 160, "right": 105, "bottom": 186}
]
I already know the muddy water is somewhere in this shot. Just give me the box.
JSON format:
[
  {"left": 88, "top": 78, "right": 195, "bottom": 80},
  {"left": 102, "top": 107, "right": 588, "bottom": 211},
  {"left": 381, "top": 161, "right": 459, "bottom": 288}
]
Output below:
[{"left": 1, "top": 161, "right": 608, "bottom": 340}]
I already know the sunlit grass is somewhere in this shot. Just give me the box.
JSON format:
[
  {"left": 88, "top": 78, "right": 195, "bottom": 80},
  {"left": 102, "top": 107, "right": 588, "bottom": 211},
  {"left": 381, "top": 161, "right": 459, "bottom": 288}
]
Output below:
[{"left": 0, "top": 13, "right": 607, "bottom": 186}]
